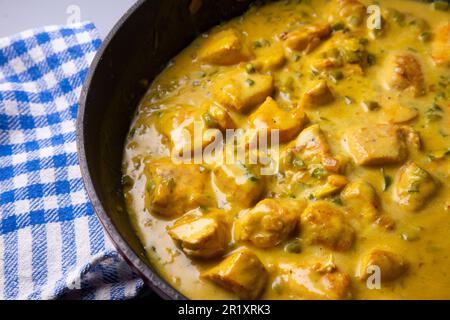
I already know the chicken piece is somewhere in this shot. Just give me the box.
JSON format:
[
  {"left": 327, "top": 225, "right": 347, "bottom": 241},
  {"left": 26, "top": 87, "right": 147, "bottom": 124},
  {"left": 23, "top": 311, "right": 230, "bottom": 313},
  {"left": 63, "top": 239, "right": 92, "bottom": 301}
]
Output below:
[
  {"left": 341, "top": 180, "right": 380, "bottom": 221},
  {"left": 212, "top": 70, "right": 274, "bottom": 112},
  {"left": 385, "top": 54, "right": 425, "bottom": 97},
  {"left": 312, "top": 175, "right": 348, "bottom": 199},
  {"left": 359, "top": 249, "right": 408, "bottom": 282},
  {"left": 248, "top": 97, "right": 308, "bottom": 143},
  {"left": 168, "top": 212, "right": 229, "bottom": 258},
  {"left": 431, "top": 23, "right": 450, "bottom": 67},
  {"left": 202, "top": 249, "right": 268, "bottom": 299},
  {"left": 382, "top": 105, "right": 418, "bottom": 124},
  {"left": 289, "top": 124, "right": 340, "bottom": 172},
  {"left": 337, "top": 0, "right": 366, "bottom": 28},
  {"left": 198, "top": 28, "right": 251, "bottom": 65},
  {"left": 275, "top": 263, "right": 352, "bottom": 300},
  {"left": 393, "top": 162, "right": 438, "bottom": 211},
  {"left": 253, "top": 44, "right": 286, "bottom": 72},
  {"left": 343, "top": 124, "right": 407, "bottom": 166},
  {"left": 300, "top": 201, "right": 354, "bottom": 251},
  {"left": 399, "top": 125, "right": 422, "bottom": 152},
  {"left": 144, "top": 159, "right": 214, "bottom": 218},
  {"left": 158, "top": 104, "right": 233, "bottom": 157},
  {"left": 284, "top": 23, "right": 331, "bottom": 53},
  {"left": 300, "top": 80, "right": 334, "bottom": 108},
  {"left": 204, "top": 103, "right": 236, "bottom": 130},
  {"left": 235, "top": 198, "right": 306, "bottom": 248},
  {"left": 212, "top": 162, "right": 264, "bottom": 209}
]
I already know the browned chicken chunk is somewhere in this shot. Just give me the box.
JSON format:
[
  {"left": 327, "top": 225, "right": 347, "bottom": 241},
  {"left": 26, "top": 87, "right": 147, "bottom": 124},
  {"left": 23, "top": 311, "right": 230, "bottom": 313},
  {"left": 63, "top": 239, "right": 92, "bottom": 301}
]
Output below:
[
  {"left": 198, "top": 28, "right": 251, "bottom": 65},
  {"left": 274, "top": 263, "right": 352, "bottom": 299},
  {"left": 235, "top": 198, "right": 306, "bottom": 248},
  {"left": 289, "top": 124, "right": 341, "bottom": 172},
  {"left": 212, "top": 162, "right": 264, "bottom": 209},
  {"left": 359, "top": 249, "right": 408, "bottom": 282},
  {"left": 385, "top": 53, "right": 425, "bottom": 97},
  {"left": 300, "top": 201, "right": 355, "bottom": 251},
  {"left": 212, "top": 69, "right": 274, "bottom": 112},
  {"left": 248, "top": 97, "right": 308, "bottom": 143},
  {"left": 343, "top": 124, "right": 407, "bottom": 166},
  {"left": 144, "top": 159, "right": 214, "bottom": 218},
  {"left": 202, "top": 249, "right": 268, "bottom": 299},
  {"left": 284, "top": 23, "right": 331, "bottom": 53},
  {"left": 393, "top": 161, "right": 438, "bottom": 211},
  {"left": 300, "top": 80, "right": 335, "bottom": 108},
  {"left": 168, "top": 212, "right": 229, "bottom": 258}
]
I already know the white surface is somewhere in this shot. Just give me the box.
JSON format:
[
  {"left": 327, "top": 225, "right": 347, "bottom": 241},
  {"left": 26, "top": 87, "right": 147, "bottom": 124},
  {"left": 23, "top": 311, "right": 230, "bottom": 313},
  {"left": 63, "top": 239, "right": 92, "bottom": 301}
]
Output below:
[{"left": 0, "top": 0, "right": 138, "bottom": 38}]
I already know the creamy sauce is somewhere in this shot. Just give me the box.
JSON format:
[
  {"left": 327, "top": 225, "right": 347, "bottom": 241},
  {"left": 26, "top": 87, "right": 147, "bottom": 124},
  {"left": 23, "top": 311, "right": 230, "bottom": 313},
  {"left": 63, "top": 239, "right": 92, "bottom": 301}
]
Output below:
[{"left": 123, "top": 0, "right": 450, "bottom": 299}]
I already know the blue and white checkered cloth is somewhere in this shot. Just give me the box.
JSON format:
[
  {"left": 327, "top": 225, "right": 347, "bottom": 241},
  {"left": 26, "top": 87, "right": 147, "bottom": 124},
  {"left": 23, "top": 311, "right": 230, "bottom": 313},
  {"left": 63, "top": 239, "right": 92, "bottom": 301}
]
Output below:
[{"left": 0, "top": 22, "right": 143, "bottom": 300}]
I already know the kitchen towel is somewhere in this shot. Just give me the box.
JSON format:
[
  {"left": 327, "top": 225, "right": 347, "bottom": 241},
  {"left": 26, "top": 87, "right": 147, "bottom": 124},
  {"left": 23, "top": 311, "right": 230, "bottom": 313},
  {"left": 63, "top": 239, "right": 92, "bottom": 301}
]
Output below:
[{"left": 0, "top": 22, "right": 143, "bottom": 300}]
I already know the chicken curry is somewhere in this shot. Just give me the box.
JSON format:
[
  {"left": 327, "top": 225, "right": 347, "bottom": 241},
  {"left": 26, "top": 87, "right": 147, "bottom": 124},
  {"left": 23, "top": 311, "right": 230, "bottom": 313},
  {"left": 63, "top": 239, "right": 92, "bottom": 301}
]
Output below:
[{"left": 122, "top": 0, "right": 450, "bottom": 299}]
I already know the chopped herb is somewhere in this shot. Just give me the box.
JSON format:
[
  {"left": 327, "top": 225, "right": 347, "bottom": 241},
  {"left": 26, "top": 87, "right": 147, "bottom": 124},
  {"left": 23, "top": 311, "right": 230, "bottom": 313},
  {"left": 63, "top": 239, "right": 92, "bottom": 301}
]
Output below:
[
  {"left": 328, "top": 69, "right": 343, "bottom": 83},
  {"left": 253, "top": 39, "right": 270, "bottom": 49},
  {"left": 329, "top": 196, "right": 343, "bottom": 206},
  {"left": 391, "top": 10, "right": 405, "bottom": 25},
  {"left": 432, "top": 1, "right": 449, "bottom": 11},
  {"left": 419, "top": 32, "right": 432, "bottom": 42},
  {"left": 196, "top": 71, "right": 206, "bottom": 78},
  {"left": 359, "top": 38, "right": 369, "bottom": 45},
  {"left": 246, "top": 79, "right": 255, "bottom": 86},
  {"left": 361, "top": 100, "right": 380, "bottom": 111},
  {"left": 311, "top": 167, "right": 327, "bottom": 179},
  {"left": 199, "top": 205, "right": 209, "bottom": 213},
  {"left": 293, "top": 53, "right": 301, "bottom": 62},
  {"left": 332, "top": 22, "right": 346, "bottom": 32},
  {"left": 426, "top": 103, "right": 443, "bottom": 122},
  {"left": 348, "top": 15, "right": 362, "bottom": 27},
  {"left": 367, "top": 53, "right": 376, "bottom": 66},
  {"left": 245, "top": 63, "right": 256, "bottom": 73},
  {"left": 128, "top": 128, "right": 136, "bottom": 138},
  {"left": 435, "top": 92, "right": 446, "bottom": 100},
  {"left": 249, "top": 175, "right": 259, "bottom": 182},
  {"left": 382, "top": 174, "right": 392, "bottom": 191}
]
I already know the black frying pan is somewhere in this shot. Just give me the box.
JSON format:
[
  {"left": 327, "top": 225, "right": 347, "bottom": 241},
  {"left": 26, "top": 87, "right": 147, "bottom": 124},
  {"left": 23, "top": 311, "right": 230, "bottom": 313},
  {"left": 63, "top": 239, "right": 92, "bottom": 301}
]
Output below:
[
  {"left": 76, "top": 0, "right": 254, "bottom": 300},
  {"left": 76, "top": 0, "right": 447, "bottom": 300}
]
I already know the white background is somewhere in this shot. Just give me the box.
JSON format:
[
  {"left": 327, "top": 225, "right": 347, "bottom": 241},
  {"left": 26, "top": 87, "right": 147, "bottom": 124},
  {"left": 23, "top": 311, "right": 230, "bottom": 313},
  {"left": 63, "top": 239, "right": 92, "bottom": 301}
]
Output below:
[{"left": 0, "top": 0, "right": 138, "bottom": 38}]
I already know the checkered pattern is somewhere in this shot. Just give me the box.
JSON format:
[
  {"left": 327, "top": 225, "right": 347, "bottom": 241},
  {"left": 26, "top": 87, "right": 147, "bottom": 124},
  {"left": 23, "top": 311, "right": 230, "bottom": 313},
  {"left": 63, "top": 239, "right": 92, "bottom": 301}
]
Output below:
[{"left": 0, "top": 22, "right": 143, "bottom": 300}]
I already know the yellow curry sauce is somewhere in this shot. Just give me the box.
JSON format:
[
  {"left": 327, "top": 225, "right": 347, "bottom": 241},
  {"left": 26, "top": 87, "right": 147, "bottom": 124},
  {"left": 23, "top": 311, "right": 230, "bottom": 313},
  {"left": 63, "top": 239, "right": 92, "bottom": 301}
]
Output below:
[{"left": 122, "top": 0, "right": 450, "bottom": 299}]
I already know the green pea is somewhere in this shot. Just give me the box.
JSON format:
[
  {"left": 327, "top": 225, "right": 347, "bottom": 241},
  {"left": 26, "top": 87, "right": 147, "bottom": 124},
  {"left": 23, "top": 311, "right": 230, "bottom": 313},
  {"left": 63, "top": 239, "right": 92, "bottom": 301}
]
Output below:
[
  {"left": 246, "top": 79, "right": 255, "bottom": 86},
  {"left": 329, "top": 69, "right": 344, "bottom": 83},
  {"left": 284, "top": 240, "right": 302, "bottom": 254}
]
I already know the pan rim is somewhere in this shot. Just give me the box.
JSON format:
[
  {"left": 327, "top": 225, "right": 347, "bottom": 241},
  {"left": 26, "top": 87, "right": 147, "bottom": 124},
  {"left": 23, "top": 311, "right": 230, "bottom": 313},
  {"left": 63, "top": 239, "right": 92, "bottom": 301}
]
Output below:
[{"left": 76, "top": 0, "right": 186, "bottom": 300}]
